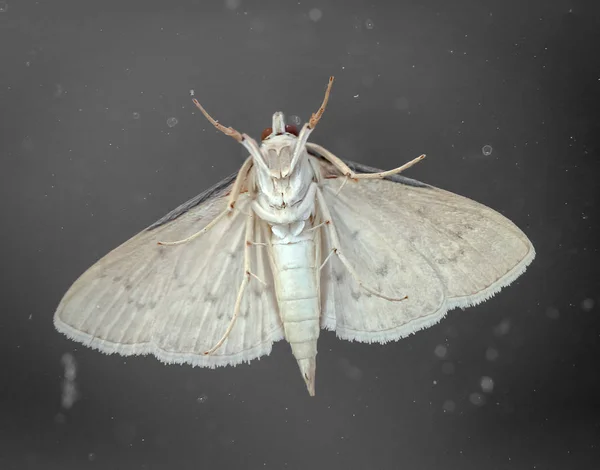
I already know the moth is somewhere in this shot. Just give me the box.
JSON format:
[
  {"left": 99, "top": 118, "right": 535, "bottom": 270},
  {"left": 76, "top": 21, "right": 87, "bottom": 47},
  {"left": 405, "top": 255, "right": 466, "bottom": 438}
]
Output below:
[{"left": 54, "top": 77, "right": 535, "bottom": 396}]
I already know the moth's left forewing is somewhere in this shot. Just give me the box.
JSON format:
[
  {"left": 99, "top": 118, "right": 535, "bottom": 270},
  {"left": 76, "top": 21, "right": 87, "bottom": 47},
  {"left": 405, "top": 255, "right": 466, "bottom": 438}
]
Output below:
[
  {"left": 311, "top": 153, "right": 535, "bottom": 343},
  {"left": 357, "top": 179, "right": 536, "bottom": 308},
  {"left": 311, "top": 156, "right": 447, "bottom": 342}
]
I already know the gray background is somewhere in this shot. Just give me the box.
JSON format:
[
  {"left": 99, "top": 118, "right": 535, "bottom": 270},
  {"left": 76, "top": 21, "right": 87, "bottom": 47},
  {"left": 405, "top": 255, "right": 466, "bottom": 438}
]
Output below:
[{"left": 1, "top": 0, "right": 599, "bottom": 469}]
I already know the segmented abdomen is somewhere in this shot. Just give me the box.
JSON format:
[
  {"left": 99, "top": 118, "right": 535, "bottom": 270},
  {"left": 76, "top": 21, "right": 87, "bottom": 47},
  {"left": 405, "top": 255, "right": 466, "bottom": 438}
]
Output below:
[{"left": 270, "top": 235, "right": 320, "bottom": 361}]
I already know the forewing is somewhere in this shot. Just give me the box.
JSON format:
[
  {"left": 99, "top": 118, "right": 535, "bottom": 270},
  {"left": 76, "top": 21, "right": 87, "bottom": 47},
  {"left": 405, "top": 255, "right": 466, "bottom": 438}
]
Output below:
[
  {"left": 55, "top": 175, "right": 284, "bottom": 367},
  {"left": 316, "top": 179, "right": 446, "bottom": 343},
  {"left": 313, "top": 155, "right": 535, "bottom": 343}
]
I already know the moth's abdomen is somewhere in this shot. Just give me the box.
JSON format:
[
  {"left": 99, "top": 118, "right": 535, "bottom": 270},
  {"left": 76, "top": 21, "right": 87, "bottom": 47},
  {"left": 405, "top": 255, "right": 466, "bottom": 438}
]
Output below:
[{"left": 271, "top": 234, "right": 320, "bottom": 395}]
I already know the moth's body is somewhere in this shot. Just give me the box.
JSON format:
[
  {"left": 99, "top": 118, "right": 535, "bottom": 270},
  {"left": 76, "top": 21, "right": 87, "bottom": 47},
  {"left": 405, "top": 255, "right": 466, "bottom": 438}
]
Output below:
[
  {"left": 249, "top": 117, "right": 322, "bottom": 395},
  {"left": 53, "top": 78, "right": 536, "bottom": 397},
  {"left": 269, "top": 222, "right": 320, "bottom": 395}
]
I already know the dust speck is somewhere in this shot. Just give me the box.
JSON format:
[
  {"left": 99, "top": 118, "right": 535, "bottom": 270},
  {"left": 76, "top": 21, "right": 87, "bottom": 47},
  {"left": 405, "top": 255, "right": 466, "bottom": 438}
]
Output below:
[{"left": 309, "top": 8, "right": 322, "bottom": 22}]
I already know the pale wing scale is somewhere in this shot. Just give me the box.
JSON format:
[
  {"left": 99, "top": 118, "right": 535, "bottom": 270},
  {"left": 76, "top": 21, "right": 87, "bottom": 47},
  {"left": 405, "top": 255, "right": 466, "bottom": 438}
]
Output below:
[
  {"left": 314, "top": 156, "right": 535, "bottom": 343},
  {"left": 54, "top": 178, "right": 285, "bottom": 367},
  {"left": 316, "top": 178, "right": 446, "bottom": 342},
  {"left": 334, "top": 177, "right": 535, "bottom": 307}
]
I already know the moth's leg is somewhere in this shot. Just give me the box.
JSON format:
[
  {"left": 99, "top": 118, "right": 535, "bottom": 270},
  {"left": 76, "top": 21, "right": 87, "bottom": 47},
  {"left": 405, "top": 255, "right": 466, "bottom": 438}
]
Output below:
[
  {"left": 352, "top": 154, "right": 426, "bottom": 180},
  {"left": 310, "top": 143, "right": 425, "bottom": 180},
  {"left": 157, "top": 210, "right": 229, "bottom": 246},
  {"left": 227, "top": 156, "right": 253, "bottom": 212},
  {"left": 314, "top": 215, "right": 322, "bottom": 307},
  {"left": 204, "top": 212, "right": 255, "bottom": 355},
  {"left": 157, "top": 159, "right": 253, "bottom": 246},
  {"left": 315, "top": 187, "right": 408, "bottom": 302}
]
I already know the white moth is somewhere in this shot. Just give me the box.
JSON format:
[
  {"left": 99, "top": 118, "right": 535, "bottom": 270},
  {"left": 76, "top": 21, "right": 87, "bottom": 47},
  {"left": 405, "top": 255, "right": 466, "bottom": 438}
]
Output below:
[{"left": 54, "top": 77, "right": 535, "bottom": 396}]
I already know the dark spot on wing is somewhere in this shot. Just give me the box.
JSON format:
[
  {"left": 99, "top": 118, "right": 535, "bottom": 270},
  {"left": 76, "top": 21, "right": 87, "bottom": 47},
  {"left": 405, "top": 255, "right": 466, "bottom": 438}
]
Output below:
[
  {"left": 157, "top": 246, "right": 167, "bottom": 258},
  {"left": 375, "top": 264, "right": 389, "bottom": 277},
  {"left": 204, "top": 293, "right": 218, "bottom": 304},
  {"left": 251, "top": 284, "right": 263, "bottom": 298},
  {"left": 124, "top": 283, "right": 133, "bottom": 291},
  {"left": 350, "top": 230, "right": 360, "bottom": 240},
  {"left": 135, "top": 302, "right": 146, "bottom": 309},
  {"left": 113, "top": 276, "right": 123, "bottom": 282},
  {"left": 333, "top": 270, "right": 345, "bottom": 284},
  {"left": 350, "top": 290, "right": 361, "bottom": 301},
  {"left": 451, "top": 230, "right": 464, "bottom": 240},
  {"left": 149, "top": 301, "right": 157, "bottom": 309}
]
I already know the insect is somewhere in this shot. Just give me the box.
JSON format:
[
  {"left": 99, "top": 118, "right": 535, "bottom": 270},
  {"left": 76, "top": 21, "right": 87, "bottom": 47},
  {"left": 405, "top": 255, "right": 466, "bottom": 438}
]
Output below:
[{"left": 54, "top": 77, "right": 535, "bottom": 396}]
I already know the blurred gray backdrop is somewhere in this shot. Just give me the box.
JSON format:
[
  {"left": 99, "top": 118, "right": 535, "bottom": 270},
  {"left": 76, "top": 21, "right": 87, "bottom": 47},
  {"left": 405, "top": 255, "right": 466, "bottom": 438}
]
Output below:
[{"left": 1, "top": 0, "right": 599, "bottom": 469}]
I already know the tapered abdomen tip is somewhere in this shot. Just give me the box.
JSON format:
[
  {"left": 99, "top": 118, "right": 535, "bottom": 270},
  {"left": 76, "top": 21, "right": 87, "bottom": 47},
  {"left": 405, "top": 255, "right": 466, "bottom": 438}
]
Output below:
[{"left": 297, "top": 357, "right": 316, "bottom": 396}]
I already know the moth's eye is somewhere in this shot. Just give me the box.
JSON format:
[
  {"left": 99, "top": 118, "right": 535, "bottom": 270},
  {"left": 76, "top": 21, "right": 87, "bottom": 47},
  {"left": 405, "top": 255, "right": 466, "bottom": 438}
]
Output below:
[
  {"left": 261, "top": 127, "right": 273, "bottom": 141},
  {"left": 285, "top": 124, "right": 299, "bottom": 136}
]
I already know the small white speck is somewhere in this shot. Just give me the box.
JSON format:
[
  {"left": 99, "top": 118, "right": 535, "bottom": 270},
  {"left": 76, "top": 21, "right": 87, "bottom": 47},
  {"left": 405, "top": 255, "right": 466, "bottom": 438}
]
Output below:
[
  {"left": 493, "top": 318, "right": 511, "bottom": 336},
  {"left": 480, "top": 376, "right": 494, "bottom": 393},
  {"left": 443, "top": 400, "right": 456, "bottom": 412},
  {"left": 434, "top": 344, "right": 447, "bottom": 359},
  {"left": 469, "top": 392, "right": 485, "bottom": 406},
  {"left": 485, "top": 347, "right": 499, "bottom": 361},
  {"left": 196, "top": 394, "right": 208, "bottom": 404},
  {"left": 308, "top": 8, "right": 322, "bottom": 22},
  {"left": 545, "top": 306, "right": 560, "bottom": 319},
  {"left": 582, "top": 298, "right": 594, "bottom": 312},
  {"left": 225, "top": 0, "right": 241, "bottom": 10}
]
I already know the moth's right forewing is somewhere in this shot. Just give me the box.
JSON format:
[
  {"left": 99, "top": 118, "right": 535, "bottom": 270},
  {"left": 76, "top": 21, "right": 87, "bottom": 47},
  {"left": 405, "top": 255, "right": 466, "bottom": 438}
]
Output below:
[{"left": 54, "top": 175, "right": 285, "bottom": 367}]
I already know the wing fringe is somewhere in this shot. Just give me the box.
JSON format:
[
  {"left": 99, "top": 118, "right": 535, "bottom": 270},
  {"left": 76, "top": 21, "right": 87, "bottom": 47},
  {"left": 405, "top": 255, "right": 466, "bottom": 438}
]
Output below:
[{"left": 54, "top": 316, "right": 285, "bottom": 368}]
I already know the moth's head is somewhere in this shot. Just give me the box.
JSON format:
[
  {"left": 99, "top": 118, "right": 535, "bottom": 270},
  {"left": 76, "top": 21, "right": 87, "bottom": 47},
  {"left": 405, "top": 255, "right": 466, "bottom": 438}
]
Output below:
[
  {"left": 260, "top": 112, "right": 299, "bottom": 145},
  {"left": 193, "top": 76, "right": 334, "bottom": 178},
  {"left": 255, "top": 113, "right": 301, "bottom": 178}
]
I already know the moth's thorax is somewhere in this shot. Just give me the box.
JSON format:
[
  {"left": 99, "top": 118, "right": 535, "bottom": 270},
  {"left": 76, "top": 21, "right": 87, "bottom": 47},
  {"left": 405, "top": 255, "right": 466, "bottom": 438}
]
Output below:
[
  {"left": 260, "top": 135, "right": 296, "bottom": 178},
  {"left": 254, "top": 138, "right": 313, "bottom": 207},
  {"left": 251, "top": 138, "right": 316, "bottom": 227}
]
